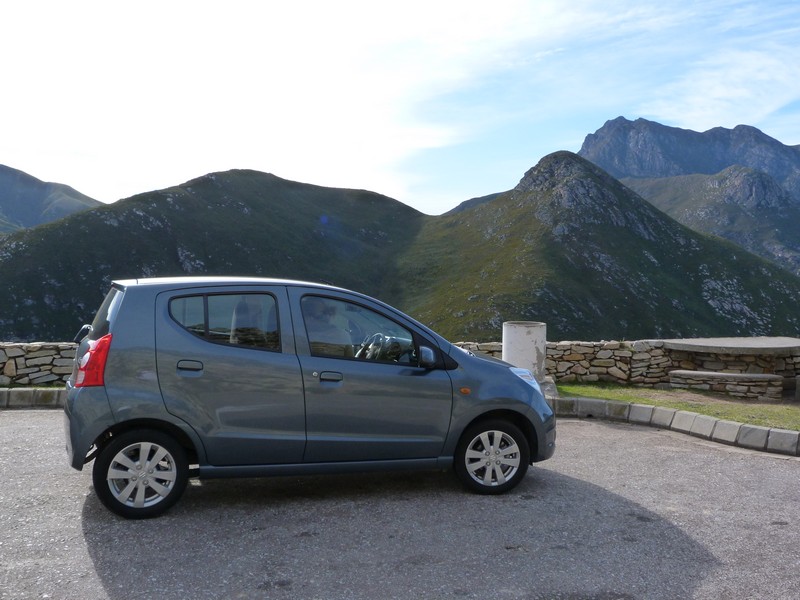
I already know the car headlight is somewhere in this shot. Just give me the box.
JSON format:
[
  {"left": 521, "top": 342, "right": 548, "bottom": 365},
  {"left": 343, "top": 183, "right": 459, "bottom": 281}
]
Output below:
[{"left": 509, "top": 367, "right": 542, "bottom": 394}]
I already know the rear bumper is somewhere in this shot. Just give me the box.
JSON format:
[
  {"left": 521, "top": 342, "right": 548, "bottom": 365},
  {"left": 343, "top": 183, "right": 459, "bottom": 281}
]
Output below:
[{"left": 63, "top": 384, "right": 115, "bottom": 471}]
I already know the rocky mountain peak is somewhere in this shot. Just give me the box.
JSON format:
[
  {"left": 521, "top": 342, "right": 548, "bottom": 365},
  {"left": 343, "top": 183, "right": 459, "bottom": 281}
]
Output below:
[
  {"left": 510, "top": 151, "right": 685, "bottom": 245},
  {"left": 579, "top": 117, "right": 800, "bottom": 199},
  {"left": 580, "top": 117, "right": 800, "bottom": 277}
]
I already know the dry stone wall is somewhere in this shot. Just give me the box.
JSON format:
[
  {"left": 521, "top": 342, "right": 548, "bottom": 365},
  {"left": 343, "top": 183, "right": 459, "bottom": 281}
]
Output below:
[
  {"left": 455, "top": 339, "right": 800, "bottom": 401},
  {"left": 456, "top": 340, "right": 672, "bottom": 384},
  {"left": 2, "top": 339, "right": 799, "bottom": 403},
  {"left": 669, "top": 349, "right": 800, "bottom": 379},
  {"left": 668, "top": 370, "right": 783, "bottom": 401},
  {"left": 0, "top": 343, "right": 76, "bottom": 386}
]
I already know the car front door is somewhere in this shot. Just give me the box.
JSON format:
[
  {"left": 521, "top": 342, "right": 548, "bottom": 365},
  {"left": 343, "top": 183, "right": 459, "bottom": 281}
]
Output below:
[
  {"left": 288, "top": 288, "right": 454, "bottom": 463},
  {"left": 155, "top": 286, "right": 305, "bottom": 466}
]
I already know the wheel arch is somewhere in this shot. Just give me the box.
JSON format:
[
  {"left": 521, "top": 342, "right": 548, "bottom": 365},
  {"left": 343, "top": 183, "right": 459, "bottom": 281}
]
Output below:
[
  {"left": 461, "top": 409, "right": 538, "bottom": 464},
  {"left": 92, "top": 418, "right": 202, "bottom": 466}
]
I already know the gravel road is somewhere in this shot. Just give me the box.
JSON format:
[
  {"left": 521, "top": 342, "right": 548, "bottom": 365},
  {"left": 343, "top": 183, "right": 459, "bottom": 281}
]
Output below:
[{"left": 1, "top": 410, "right": 798, "bottom": 599}]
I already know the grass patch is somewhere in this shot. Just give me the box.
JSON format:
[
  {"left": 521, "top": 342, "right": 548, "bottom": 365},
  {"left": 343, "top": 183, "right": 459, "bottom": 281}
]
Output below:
[{"left": 558, "top": 382, "right": 800, "bottom": 431}]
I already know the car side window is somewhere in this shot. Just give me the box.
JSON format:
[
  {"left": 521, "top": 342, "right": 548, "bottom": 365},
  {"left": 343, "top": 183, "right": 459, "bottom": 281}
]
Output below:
[
  {"left": 170, "top": 293, "right": 280, "bottom": 351},
  {"left": 170, "top": 295, "right": 205, "bottom": 337},
  {"left": 301, "top": 295, "right": 418, "bottom": 364}
]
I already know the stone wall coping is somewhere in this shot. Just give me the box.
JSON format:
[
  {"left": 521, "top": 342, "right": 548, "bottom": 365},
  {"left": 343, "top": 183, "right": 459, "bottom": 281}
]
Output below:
[
  {"left": 669, "top": 369, "right": 783, "bottom": 382},
  {"left": 662, "top": 336, "right": 800, "bottom": 355}
]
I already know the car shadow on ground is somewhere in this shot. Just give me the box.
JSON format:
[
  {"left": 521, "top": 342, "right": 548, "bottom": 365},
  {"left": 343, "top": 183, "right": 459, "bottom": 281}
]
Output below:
[{"left": 81, "top": 467, "right": 718, "bottom": 600}]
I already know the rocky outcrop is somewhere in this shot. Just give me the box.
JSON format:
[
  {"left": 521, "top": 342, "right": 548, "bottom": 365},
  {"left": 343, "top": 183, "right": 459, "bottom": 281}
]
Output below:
[{"left": 621, "top": 166, "right": 800, "bottom": 276}]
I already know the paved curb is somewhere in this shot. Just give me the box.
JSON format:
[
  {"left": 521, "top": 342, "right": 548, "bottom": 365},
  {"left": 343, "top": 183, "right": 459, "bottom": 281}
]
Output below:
[
  {"left": 4, "top": 388, "right": 799, "bottom": 457},
  {"left": 0, "top": 388, "right": 67, "bottom": 410},
  {"left": 556, "top": 396, "right": 800, "bottom": 457}
]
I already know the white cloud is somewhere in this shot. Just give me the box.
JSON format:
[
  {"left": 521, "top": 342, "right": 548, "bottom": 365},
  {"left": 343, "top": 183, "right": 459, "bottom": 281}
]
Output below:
[
  {"left": 639, "top": 32, "right": 800, "bottom": 132},
  {"left": 1, "top": 0, "right": 799, "bottom": 213},
  {"left": 2, "top": 0, "right": 564, "bottom": 203},
  {"left": 631, "top": 2, "right": 800, "bottom": 133}
]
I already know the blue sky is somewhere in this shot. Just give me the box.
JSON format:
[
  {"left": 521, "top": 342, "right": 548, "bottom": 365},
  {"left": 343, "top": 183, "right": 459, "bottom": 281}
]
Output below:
[{"left": 2, "top": 0, "right": 799, "bottom": 215}]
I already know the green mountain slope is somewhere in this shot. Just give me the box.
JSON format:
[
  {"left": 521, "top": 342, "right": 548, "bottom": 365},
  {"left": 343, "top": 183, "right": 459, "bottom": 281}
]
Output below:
[
  {"left": 396, "top": 153, "right": 800, "bottom": 341},
  {"left": 2, "top": 157, "right": 800, "bottom": 342},
  {"left": 0, "top": 170, "right": 425, "bottom": 340},
  {"left": 621, "top": 167, "right": 800, "bottom": 276}
]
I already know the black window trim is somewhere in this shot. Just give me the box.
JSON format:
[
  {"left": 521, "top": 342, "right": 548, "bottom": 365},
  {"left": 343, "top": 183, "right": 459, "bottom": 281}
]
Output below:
[{"left": 168, "top": 291, "right": 281, "bottom": 353}]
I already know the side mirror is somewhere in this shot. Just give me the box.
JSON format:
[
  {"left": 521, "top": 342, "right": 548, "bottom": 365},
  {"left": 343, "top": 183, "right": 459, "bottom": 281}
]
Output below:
[{"left": 419, "top": 346, "right": 437, "bottom": 369}]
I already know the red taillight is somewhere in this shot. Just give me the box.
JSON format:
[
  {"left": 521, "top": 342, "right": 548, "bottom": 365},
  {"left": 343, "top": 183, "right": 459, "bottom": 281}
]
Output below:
[{"left": 75, "top": 334, "right": 112, "bottom": 388}]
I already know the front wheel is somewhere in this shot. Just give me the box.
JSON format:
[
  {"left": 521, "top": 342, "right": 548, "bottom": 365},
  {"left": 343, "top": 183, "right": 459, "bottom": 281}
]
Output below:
[
  {"left": 454, "top": 420, "right": 530, "bottom": 494},
  {"left": 92, "top": 429, "right": 189, "bottom": 519}
]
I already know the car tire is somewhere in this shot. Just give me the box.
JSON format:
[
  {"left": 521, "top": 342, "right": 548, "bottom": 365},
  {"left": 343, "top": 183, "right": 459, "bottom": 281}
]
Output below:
[
  {"left": 92, "top": 429, "right": 189, "bottom": 519},
  {"left": 454, "top": 420, "right": 530, "bottom": 494}
]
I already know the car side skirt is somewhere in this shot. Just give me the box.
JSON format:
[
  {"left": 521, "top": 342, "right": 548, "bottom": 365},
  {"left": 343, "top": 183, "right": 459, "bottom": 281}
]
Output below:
[{"left": 197, "top": 457, "right": 454, "bottom": 479}]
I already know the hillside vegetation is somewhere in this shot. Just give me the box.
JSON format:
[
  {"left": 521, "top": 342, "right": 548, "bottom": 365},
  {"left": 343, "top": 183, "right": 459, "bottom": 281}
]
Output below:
[
  {"left": 396, "top": 153, "right": 800, "bottom": 341},
  {"left": 3, "top": 154, "right": 800, "bottom": 343},
  {"left": 0, "top": 171, "right": 424, "bottom": 340}
]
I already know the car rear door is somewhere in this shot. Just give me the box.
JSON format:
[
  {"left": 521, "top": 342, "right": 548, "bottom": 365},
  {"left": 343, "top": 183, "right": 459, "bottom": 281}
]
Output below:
[
  {"left": 287, "top": 287, "right": 454, "bottom": 463},
  {"left": 155, "top": 285, "right": 305, "bottom": 466}
]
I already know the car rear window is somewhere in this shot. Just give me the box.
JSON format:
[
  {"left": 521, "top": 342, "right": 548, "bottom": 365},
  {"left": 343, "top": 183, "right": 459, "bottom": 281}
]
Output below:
[
  {"left": 170, "top": 293, "right": 280, "bottom": 351},
  {"left": 89, "top": 287, "right": 124, "bottom": 340}
]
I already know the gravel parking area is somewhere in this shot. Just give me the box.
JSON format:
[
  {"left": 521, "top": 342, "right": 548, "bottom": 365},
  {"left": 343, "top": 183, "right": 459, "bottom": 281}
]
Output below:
[{"left": 1, "top": 410, "right": 798, "bottom": 599}]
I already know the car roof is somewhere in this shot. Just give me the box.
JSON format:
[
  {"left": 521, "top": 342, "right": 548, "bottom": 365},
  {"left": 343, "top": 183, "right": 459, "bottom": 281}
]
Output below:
[
  {"left": 114, "top": 275, "right": 326, "bottom": 286},
  {"left": 112, "top": 276, "right": 342, "bottom": 291}
]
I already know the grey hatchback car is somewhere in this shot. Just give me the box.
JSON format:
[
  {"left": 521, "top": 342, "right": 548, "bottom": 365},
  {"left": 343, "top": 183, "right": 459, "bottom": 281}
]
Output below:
[{"left": 65, "top": 277, "right": 556, "bottom": 518}]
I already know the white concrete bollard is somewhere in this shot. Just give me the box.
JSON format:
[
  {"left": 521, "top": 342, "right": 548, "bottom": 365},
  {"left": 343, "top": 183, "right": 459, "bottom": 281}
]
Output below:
[{"left": 502, "top": 321, "right": 547, "bottom": 382}]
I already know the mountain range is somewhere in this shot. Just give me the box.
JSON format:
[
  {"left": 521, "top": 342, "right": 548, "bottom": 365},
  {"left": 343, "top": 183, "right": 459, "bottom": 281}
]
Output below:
[
  {"left": 578, "top": 117, "right": 800, "bottom": 276},
  {"left": 3, "top": 140, "right": 800, "bottom": 342},
  {"left": 0, "top": 165, "right": 100, "bottom": 233}
]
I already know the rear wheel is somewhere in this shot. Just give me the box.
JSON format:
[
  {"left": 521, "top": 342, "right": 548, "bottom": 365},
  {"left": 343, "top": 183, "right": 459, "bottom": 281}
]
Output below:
[
  {"left": 92, "top": 429, "right": 188, "bottom": 519},
  {"left": 454, "top": 420, "right": 530, "bottom": 494}
]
